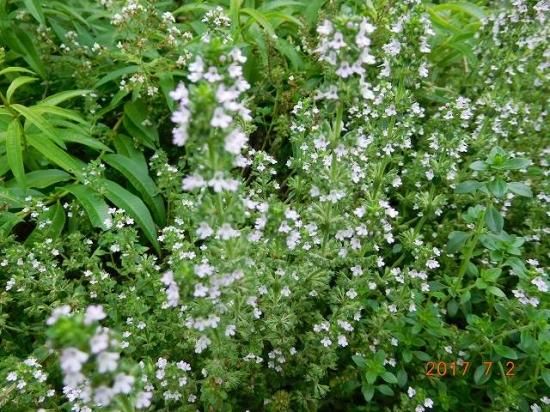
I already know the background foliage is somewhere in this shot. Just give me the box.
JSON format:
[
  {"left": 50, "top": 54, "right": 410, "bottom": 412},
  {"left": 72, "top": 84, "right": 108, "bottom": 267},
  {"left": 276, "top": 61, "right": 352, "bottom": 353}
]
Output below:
[{"left": 0, "top": 0, "right": 548, "bottom": 411}]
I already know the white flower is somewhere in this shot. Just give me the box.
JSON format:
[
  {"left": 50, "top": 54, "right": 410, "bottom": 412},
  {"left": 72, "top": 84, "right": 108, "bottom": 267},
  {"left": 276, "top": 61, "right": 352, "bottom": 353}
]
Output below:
[
  {"left": 90, "top": 330, "right": 109, "bottom": 354},
  {"left": 225, "top": 324, "right": 236, "bottom": 337},
  {"left": 197, "top": 222, "right": 214, "bottom": 239},
  {"left": 136, "top": 391, "right": 153, "bottom": 409},
  {"left": 408, "top": 387, "right": 416, "bottom": 398},
  {"left": 424, "top": 398, "right": 434, "bottom": 408},
  {"left": 6, "top": 372, "right": 17, "bottom": 381},
  {"left": 182, "top": 174, "right": 206, "bottom": 191},
  {"left": 195, "top": 335, "right": 211, "bottom": 353},
  {"left": 93, "top": 385, "right": 114, "bottom": 406},
  {"left": 321, "top": 337, "right": 332, "bottom": 347},
  {"left": 113, "top": 373, "right": 135, "bottom": 394},
  {"left": 46, "top": 305, "right": 72, "bottom": 325},
  {"left": 337, "top": 335, "right": 348, "bottom": 347},
  {"left": 211, "top": 107, "right": 232, "bottom": 128},
  {"left": 84, "top": 305, "right": 106, "bottom": 325},
  {"left": 97, "top": 352, "right": 119, "bottom": 373},
  {"left": 224, "top": 129, "right": 248, "bottom": 154},
  {"left": 60, "top": 348, "right": 89, "bottom": 374}
]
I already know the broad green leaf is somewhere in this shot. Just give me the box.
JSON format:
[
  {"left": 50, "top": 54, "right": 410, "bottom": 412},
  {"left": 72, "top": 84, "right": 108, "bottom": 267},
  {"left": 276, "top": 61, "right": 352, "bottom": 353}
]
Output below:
[
  {"left": 352, "top": 355, "right": 366, "bottom": 368},
  {"left": 469, "top": 160, "right": 487, "bottom": 171},
  {"left": 502, "top": 158, "right": 530, "bottom": 170},
  {"left": 26, "top": 132, "right": 85, "bottom": 177},
  {"left": 447, "top": 231, "right": 470, "bottom": 253},
  {"left": 485, "top": 206, "right": 503, "bottom": 233},
  {"left": 376, "top": 384, "right": 394, "bottom": 396},
  {"left": 275, "top": 37, "right": 303, "bottom": 69},
  {"left": 455, "top": 180, "right": 480, "bottom": 194},
  {"left": 0, "top": 187, "right": 43, "bottom": 209},
  {"left": 102, "top": 179, "right": 160, "bottom": 253},
  {"left": 0, "top": 154, "right": 10, "bottom": 176},
  {"left": 304, "top": 0, "right": 326, "bottom": 26},
  {"left": 487, "top": 286, "right": 506, "bottom": 298},
  {"left": 6, "top": 76, "right": 37, "bottom": 103},
  {"left": 39, "top": 89, "right": 90, "bottom": 106},
  {"left": 7, "top": 169, "right": 71, "bottom": 188},
  {"left": 508, "top": 182, "right": 532, "bottom": 197},
  {"left": 542, "top": 369, "right": 550, "bottom": 388},
  {"left": 380, "top": 371, "right": 398, "bottom": 384},
  {"left": 361, "top": 384, "right": 374, "bottom": 402},
  {"left": 0, "top": 212, "right": 22, "bottom": 235},
  {"left": 65, "top": 184, "right": 110, "bottom": 230},
  {"left": 487, "top": 178, "right": 507, "bottom": 198},
  {"left": 473, "top": 364, "right": 490, "bottom": 384},
  {"left": 494, "top": 345, "right": 517, "bottom": 359},
  {"left": 104, "top": 154, "right": 165, "bottom": 225},
  {"left": 6, "top": 118, "right": 25, "bottom": 186},
  {"left": 432, "top": 2, "right": 486, "bottom": 21}
]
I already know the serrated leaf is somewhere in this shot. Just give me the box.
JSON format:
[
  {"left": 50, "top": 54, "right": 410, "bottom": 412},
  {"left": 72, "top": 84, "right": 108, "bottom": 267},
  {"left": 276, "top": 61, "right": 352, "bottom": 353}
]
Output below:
[
  {"left": 6, "top": 76, "right": 37, "bottom": 103},
  {"left": 508, "top": 182, "right": 532, "bottom": 198},
  {"left": 485, "top": 206, "right": 503, "bottom": 233},
  {"left": 101, "top": 179, "right": 160, "bottom": 253},
  {"left": 6, "top": 118, "right": 25, "bottom": 186},
  {"left": 65, "top": 185, "right": 110, "bottom": 230}
]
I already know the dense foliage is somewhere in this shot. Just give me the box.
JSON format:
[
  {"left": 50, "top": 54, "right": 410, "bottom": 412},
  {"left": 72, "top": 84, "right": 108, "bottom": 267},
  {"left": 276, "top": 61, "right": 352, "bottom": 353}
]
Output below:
[{"left": 0, "top": 0, "right": 548, "bottom": 411}]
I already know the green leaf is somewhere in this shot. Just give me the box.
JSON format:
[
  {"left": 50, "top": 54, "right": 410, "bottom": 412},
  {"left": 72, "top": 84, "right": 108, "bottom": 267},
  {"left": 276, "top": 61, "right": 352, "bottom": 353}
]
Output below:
[
  {"left": 396, "top": 369, "right": 407, "bottom": 387},
  {"left": 487, "top": 286, "right": 506, "bottom": 298},
  {"left": 447, "top": 299, "right": 459, "bottom": 316},
  {"left": 1, "top": 26, "right": 46, "bottom": 78},
  {"left": 32, "top": 105, "right": 87, "bottom": 124},
  {"left": 241, "top": 8, "right": 276, "bottom": 38},
  {"left": 455, "top": 180, "right": 481, "bottom": 194},
  {"left": 11, "top": 104, "right": 65, "bottom": 147},
  {"left": 6, "top": 118, "right": 25, "bottom": 186},
  {"left": 25, "top": 201, "right": 65, "bottom": 245},
  {"left": 0, "top": 67, "right": 36, "bottom": 77},
  {"left": 123, "top": 100, "right": 158, "bottom": 148},
  {"left": 39, "top": 90, "right": 90, "bottom": 106},
  {"left": 361, "top": 384, "right": 374, "bottom": 402},
  {"left": 380, "top": 371, "right": 398, "bottom": 384},
  {"left": 0, "top": 212, "right": 23, "bottom": 235},
  {"left": 432, "top": 2, "right": 486, "bottom": 21},
  {"left": 26, "top": 132, "right": 85, "bottom": 177},
  {"left": 487, "top": 178, "right": 507, "bottom": 198},
  {"left": 542, "top": 369, "right": 550, "bottom": 388},
  {"left": 447, "top": 231, "right": 470, "bottom": 253},
  {"left": 508, "top": 182, "right": 532, "bottom": 198},
  {"left": 94, "top": 65, "right": 140, "bottom": 88},
  {"left": 473, "top": 365, "right": 490, "bottom": 384},
  {"left": 65, "top": 185, "right": 110, "bottom": 230},
  {"left": 6, "top": 76, "right": 37, "bottom": 103},
  {"left": 469, "top": 160, "right": 487, "bottom": 171},
  {"left": 494, "top": 345, "right": 517, "bottom": 359},
  {"left": 485, "top": 206, "right": 503, "bottom": 233},
  {"left": 103, "top": 154, "right": 165, "bottom": 225},
  {"left": 352, "top": 355, "right": 366, "bottom": 368},
  {"left": 12, "top": 169, "right": 71, "bottom": 188},
  {"left": 365, "top": 370, "right": 377, "bottom": 385},
  {"left": 275, "top": 37, "right": 303, "bottom": 69},
  {"left": 24, "top": 0, "right": 46, "bottom": 25},
  {"left": 502, "top": 158, "right": 530, "bottom": 170},
  {"left": 101, "top": 179, "right": 160, "bottom": 253},
  {"left": 376, "top": 384, "right": 394, "bottom": 396}
]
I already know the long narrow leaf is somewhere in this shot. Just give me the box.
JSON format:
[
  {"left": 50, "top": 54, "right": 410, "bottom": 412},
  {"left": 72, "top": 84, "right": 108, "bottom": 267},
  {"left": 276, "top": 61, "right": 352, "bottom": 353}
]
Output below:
[
  {"left": 26, "top": 132, "right": 85, "bottom": 177},
  {"left": 6, "top": 118, "right": 25, "bottom": 186},
  {"left": 6, "top": 76, "right": 37, "bottom": 103},
  {"left": 102, "top": 179, "right": 160, "bottom": 253},
  {"left": 65, "top": 184, "right": 110, "bottom": 230}
]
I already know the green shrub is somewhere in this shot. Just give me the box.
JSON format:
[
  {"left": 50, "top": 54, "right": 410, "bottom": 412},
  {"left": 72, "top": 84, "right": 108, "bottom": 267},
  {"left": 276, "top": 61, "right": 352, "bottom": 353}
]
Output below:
[{"left": 0, "top": 0, "right": 548, "bottom": 411}]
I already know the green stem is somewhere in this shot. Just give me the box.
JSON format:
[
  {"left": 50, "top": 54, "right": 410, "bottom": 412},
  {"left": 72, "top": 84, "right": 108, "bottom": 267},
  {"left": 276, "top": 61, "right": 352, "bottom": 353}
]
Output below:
[{"left": 455, "top": 209, "right": 485, "bottom": 287}]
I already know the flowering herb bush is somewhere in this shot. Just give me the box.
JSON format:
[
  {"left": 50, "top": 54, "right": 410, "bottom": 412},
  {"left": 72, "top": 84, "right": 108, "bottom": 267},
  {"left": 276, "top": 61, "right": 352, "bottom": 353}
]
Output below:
[{"left": 0, "top": 0, "right": 548, "bottom": 411}]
